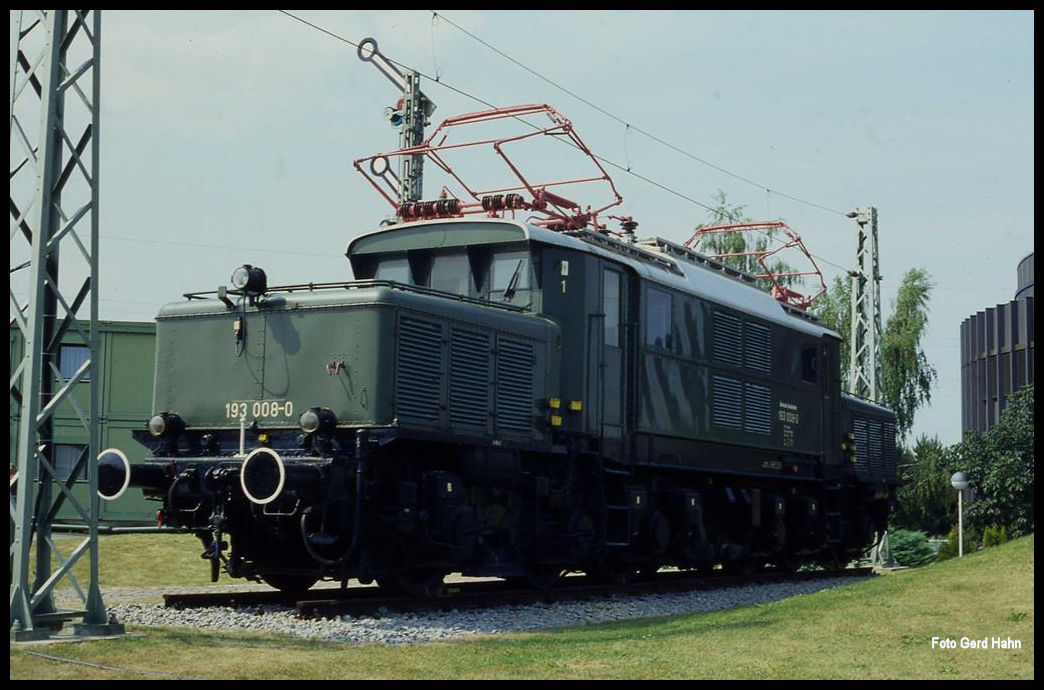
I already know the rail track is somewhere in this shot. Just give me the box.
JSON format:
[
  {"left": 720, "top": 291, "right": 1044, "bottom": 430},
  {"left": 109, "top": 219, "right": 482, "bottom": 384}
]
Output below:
[{"left": 163, "top": 567, "right": 873, "bottom": 620}]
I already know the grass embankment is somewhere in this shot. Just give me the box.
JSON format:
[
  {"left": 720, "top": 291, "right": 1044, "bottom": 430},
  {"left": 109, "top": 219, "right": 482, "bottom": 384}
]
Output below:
[{"left": 11, "top": 534, "right": 1034, "bottom": 679}]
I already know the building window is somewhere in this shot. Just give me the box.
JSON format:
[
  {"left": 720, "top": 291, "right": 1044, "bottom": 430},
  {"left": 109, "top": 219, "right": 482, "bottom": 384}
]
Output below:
[
  {"left": 59, "top": 344, "right": 90, "bottom": 382},
  {"left": 645, "top": 287, "right": 672, "bottom": 350}
]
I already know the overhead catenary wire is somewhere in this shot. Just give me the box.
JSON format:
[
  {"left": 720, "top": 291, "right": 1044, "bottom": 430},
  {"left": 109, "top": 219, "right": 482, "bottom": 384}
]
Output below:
[
  {"left": 275, "top": 10, "right": 853, "bottom": 275},
  {"left": 431, "top": 10, "right": 850, "bottom": 219},
  {"left": 103, "top": 234, "right": 332, "bottom": 259}
]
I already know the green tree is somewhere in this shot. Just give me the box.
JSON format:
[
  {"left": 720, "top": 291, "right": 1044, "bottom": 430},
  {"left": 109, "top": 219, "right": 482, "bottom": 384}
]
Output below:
[
  {"left": 893, "top": 435, "right": 955, "bottom": 535},
  {"left": 814, "top": 274, "right": 852, "bottom": 379},
  {"left": 693, "top": 190, "right": 798, "bottom": 294},
  {"left": 816, "top": 267, "right": 937, "bottom": 437},
  {"left": 881, "top": 268, "right": 938, "bottom": 437},
  {"left": 945, "top": 385, "right": 1034, "bottom": 537}
]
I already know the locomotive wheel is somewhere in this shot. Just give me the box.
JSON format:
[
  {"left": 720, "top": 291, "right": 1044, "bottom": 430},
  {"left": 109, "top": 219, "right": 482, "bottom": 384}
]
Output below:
[
  {"left": 378, "top": 569, "right": 446, "bottom": 598},
  {"left": 635, "top": 564, "right": 662, "bottom": 582},
  {"left": 773, "top": 554, "right": 802, "bottom": 573},
  {"left": 722, "top": 556, "right": 759, "bottom": 576},
  {"left": 816, "top": 550, "right": 850, "bottom": 571},
  {"left": 589, "top": 560, "right": 640, "bottom": 585},
  {"left": 261, "top": 573, "right": 319, "bottom": 595},
  {"left": 566, "top": 511, "right": 596, "bottom": 561},
  {"left": 523, "top": 566, "right": 565, "bottom": 590}
]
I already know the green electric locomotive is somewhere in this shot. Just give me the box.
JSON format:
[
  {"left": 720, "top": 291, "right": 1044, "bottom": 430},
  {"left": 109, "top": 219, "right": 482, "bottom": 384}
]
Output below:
[
  {"left": 100, "top": 104, "right": 897, "bottom": 594},
  {"left": 100, "top": 216, "right": 897, "bottom": 594}
]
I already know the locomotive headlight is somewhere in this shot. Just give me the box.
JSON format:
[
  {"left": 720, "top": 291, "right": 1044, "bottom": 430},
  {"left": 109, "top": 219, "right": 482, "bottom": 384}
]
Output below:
[
  {"left": 299, "top": 410, "right": 320, "bottom": 434},
  {"left": 148, "top": 411, "right": 185, "bottom": 438},
  {"left": 147, "top": 415, "right": 165, "bottom": 437},
  {"left": 230, "top": 264, "right": 267, "bottom": 296},
  {"left": 299, "top": 407, "right": 336, "bottom": 434}
]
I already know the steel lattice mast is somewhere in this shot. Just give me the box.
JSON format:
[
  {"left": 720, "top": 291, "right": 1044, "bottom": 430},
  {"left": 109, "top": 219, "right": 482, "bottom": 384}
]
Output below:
[
  {"left": 356, "top": 37, "right": 435, "bottom": 204},
  {"left": 847, "top": 206, "right": 883, "bottom": 402},
  {"left": 847, "top": 206, "right": 894, "bottom": 568},
  {"left": 10, "top": 9, "right": 121, "bottom": 640}
]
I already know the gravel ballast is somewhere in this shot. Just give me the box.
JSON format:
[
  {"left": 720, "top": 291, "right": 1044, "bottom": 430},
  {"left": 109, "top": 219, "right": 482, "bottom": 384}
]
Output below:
[{"left": 109, "top": 577, "right": 864, "bottom": 645}]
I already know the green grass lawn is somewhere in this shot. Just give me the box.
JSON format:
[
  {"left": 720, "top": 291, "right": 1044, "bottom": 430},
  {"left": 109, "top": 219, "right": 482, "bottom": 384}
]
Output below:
[
  {"left": 40, "top": 532, "right": 227, "bottom": 588},
  {"left": 11, "top": 534, "right": 1034, "bottom": 679}
]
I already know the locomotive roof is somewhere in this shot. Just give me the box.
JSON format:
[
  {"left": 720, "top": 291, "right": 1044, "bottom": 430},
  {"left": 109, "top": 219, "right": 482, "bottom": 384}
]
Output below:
[{"left": 348, "top": 217, "right": 839, "bottom": 340}]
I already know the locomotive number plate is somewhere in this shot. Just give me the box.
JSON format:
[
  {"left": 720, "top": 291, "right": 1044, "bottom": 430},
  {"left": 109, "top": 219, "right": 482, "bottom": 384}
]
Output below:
[
  {"left": 778, "top": 401, "right": 799, "bottom": 448},
  {"left": 225, "top": 400, "right": 295, "bottom": 420}
]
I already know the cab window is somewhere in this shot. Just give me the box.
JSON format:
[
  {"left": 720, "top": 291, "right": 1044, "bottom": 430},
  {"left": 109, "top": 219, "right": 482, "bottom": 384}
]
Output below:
[
  {"left": 374, "top": 257, "right": 412, "bottom": 284},
  {"left": 490, "top": 251, "right": 531, "bottom": 305},
  {"left": 429, "top": 253, "right": 473, "bottom": 296}
]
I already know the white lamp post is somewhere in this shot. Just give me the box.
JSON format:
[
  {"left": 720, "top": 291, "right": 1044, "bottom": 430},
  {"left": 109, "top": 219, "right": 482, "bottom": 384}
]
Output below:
[{"left": 950, "top": 472, "right": 970, "bottom": 557}]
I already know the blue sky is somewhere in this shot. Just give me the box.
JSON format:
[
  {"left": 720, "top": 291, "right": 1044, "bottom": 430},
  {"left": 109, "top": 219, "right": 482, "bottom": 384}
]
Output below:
[{"left": 10, "top": 10, "right": 1034, "bottom": 446}]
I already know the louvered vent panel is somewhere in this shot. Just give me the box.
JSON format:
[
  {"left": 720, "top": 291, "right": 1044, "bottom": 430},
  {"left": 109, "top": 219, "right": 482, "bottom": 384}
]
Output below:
[
  {"left": 712, "top": 375, "right": 743, "bottom": 430},
  {"left": 496, "top": 338, "right": 534, "bottom": 434},
  {"left": 713, "top": 311, "right": 743, "bottom": 367},
  {"left": 883, "top": 421, "right": 897, "bottom": 477},
  {"left": 853, "top": 418, "right": 870, "bottom": 473},
  {"left": 450, "top": 329, "right": 490, "bottom": 429},
  {"left": 396, "top": 317, "right": 443, "bottom": 423},
  {"left": 744, "top": 383, "right": 772, "bottom": 435},
  {"left": 868, "top": 420, "right": 884, "bottom": 475},
  {"left": 744, "top": 322, "right": 772, "bottom": 375}
]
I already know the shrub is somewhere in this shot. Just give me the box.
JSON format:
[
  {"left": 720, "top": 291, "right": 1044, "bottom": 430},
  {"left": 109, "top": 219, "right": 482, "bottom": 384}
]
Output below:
[
  {"left": 888, "top": 528, "right": 936, "bottom": 567},
  {"left": 936, "top": 525, "right": 979, "bottom": 561},
  {"left": 982, "top": 525, "right": 1009, "bottom": 548}
]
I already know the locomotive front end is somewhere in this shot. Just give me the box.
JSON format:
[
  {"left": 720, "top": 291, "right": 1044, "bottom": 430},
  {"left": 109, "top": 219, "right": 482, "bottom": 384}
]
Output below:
[
  {"left": 105, "top": 277, "right": 405, "bottom": 590},
  {"left": 108, "top": 237, "right": 557, "bottom": 593}
]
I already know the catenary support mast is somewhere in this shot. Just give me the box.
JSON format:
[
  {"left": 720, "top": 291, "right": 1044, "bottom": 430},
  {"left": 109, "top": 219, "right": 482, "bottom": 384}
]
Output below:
[
  {"left": 10, "top": 9, "right": 121, "bottom": 640},
  {"left": 847, "top": 206, "right": 895, "bottom": 567},
  {"left": 848, "top": 206, "right": 883, "bottom": 402},
  {"left": 356, "top": 37, "right": 435, "bottom": 203}
]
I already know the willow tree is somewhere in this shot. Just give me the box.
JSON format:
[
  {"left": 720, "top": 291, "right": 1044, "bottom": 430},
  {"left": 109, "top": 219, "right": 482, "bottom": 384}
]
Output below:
[
  {"left": 816, "top": 267, "right": 936, "bottom": 438},
  {"left": 814, "top": 274, "right": 851, "bottom": 378},
  {"left": 893, "top": 435, "right": 954, "bottom": 534},
  {"left": 882, "top": 268, "right": 937, "bottom": 437},
  {"left": 693, "top": 190, "right": 799, "bottom": 294}
]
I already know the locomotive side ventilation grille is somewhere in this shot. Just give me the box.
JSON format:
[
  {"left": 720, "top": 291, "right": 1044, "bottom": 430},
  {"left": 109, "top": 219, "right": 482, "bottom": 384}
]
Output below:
[
  {"left": 743, "top": 383, "right": 772, "bottom": 435},
  {"left": 450, "top": 328, "right": 491, "bottom": 430},
  {"left": 743, "top": 322, "right": 772, "bottom": 375},
  {"left": 396, "top": 317, "right": 443, "bottom": 423},
  {"left": 495, "top": 338, "right": 534, "bottom": 435},
  {"left": 713, "top": 311, "right": 743, "bottom": 367},
  {"left": 712, "top": 375, "right": 743, "bottom": 430},
  {"left": 883, "top": 421, "right": 897, "bottom": 477},
  {"left": 852, "top": 417, "right": 870, "bottom": 474},
  {"left": 868, "top": 419, "right": 884, "bottom": 475}
]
